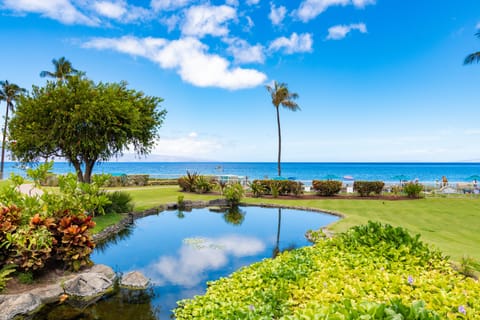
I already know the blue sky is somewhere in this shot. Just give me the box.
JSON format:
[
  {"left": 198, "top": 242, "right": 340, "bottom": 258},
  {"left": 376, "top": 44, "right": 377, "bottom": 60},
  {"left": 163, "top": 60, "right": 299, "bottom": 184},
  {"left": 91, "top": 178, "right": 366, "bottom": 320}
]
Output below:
[{"left": 1, "top": 0, "right": 480, "bottom": 162}]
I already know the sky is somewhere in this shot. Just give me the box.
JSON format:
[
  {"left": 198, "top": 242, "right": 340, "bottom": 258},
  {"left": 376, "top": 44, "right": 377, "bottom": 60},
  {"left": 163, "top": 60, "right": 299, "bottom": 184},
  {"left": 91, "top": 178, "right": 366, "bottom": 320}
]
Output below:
[{"left": 1, "top": 0, "right": 480, "bottom": 162}]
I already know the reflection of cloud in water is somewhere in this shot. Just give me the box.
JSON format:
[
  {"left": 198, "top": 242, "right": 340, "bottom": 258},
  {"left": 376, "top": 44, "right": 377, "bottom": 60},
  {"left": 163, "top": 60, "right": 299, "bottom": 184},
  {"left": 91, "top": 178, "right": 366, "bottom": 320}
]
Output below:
[{"left": 144, "top": 235, "right": 265, "bottom": 287}]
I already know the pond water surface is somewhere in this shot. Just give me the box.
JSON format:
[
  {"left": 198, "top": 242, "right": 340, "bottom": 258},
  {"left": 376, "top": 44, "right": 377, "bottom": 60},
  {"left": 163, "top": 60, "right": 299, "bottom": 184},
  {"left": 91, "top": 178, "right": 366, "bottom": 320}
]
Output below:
[{"left": 37, "top": 206, "right": 338, "bottom": 319}]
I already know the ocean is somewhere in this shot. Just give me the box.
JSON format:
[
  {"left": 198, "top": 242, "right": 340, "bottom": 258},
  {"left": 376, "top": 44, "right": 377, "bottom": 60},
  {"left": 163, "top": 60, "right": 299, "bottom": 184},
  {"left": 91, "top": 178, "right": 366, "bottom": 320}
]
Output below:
[{"left": 3, "top": 161, "right": 480, "bottom": 185}]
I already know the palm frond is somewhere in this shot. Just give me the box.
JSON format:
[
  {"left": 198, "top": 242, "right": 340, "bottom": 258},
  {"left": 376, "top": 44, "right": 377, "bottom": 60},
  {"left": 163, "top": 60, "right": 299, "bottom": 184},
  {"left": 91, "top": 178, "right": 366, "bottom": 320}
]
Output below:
[{"left": 464, "top": 52, "right": 480, "bottom": 65}]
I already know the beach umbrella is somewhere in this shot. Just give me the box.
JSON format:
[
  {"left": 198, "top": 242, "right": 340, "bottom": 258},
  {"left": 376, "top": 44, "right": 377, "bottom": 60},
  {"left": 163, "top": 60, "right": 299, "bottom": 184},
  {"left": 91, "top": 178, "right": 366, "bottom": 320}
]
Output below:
[
  {"left": 466, "top": 175, "right": 480, "bottom": 181},
  {"left": 392, "top": 175, "right": 410, "bottom": 183},
  {"left": 343, "top": 175, "right": 354, "bottom": 181},
  {"left": 323, "top": 174, "right": 341, "bottom": 181}
]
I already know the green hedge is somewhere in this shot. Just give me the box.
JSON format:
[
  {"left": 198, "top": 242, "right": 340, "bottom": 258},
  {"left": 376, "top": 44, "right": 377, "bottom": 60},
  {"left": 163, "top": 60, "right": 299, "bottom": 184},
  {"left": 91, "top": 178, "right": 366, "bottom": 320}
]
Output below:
[
  {"left": 174, "top": 221, "right": 479, "bottom": 319},
  {"left": 312, "top": 180, "right": 342, "bottom": 196},
  {"left": 251, "top": 180, "right": 303, "bottom": 197},
  {"left": 353, "top": 181, "right": 385, "bottom": 197}
]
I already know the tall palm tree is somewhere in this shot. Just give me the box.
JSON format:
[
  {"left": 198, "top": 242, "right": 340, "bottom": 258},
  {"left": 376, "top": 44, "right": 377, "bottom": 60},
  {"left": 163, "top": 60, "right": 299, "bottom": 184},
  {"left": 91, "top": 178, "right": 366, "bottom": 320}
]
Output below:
[
  {"left": 266, "top": 81, "right": 300, "bottom": 177},
  {"left": 40, "top": 57, "right": 79, "bottom": 82},
  {"left": 0, "top": 81, "right": 26, "bottom": 179},
  {"left": 464, "top": 31, "right": 480, "bottom": 65}
]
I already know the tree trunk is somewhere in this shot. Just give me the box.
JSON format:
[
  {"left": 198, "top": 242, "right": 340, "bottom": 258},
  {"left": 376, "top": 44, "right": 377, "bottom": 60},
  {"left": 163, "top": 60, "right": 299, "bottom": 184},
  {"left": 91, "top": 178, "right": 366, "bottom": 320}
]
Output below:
[
  {"left": 0, "top": 102, "right": 10, "bottom": 180},
  {"left": 276, "top": 106, "right": 281, "bottom": 177},
  {"left": 83, "top": 159, "right": 96, "bottom": 184},
  {"left": 71, "top": 159, "right": 84, "bottom": 183}
]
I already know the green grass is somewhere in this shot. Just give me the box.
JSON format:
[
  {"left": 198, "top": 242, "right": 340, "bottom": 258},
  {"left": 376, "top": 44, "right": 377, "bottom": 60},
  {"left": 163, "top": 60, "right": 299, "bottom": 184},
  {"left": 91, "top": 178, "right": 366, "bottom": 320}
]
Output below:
[
  {"left": 123, "top": 186, "right": 480, "bottom": 261},
  {"left": 91, "top": 213, "right": 124, "bottom": 234}
]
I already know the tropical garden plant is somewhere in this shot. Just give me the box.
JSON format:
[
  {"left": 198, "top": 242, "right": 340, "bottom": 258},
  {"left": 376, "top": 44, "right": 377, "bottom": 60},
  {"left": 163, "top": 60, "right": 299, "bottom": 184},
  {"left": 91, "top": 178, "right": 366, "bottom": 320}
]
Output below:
[
  {"left": 312, "top": 180, "right": 342, "bottom": 196},
  {"left": 265, "top": 81, "right": 300, "bottom": 177},
  {"left": 0, "top": 80, "right": 26, "bottom": 180}
]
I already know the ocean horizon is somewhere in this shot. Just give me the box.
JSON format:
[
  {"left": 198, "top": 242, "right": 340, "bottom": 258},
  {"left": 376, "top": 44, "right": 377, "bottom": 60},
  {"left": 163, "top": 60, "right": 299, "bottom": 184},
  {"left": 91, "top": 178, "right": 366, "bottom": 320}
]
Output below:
[{"left": 3, "top": 161, "right": 480, "bottom": 185}]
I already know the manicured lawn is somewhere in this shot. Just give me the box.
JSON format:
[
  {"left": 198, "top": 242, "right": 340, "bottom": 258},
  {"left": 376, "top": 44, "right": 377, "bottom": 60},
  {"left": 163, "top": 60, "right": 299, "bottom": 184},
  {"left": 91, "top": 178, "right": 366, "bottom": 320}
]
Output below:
[{"left": 123, "top": 186, "right": 480, "bottom": 261}]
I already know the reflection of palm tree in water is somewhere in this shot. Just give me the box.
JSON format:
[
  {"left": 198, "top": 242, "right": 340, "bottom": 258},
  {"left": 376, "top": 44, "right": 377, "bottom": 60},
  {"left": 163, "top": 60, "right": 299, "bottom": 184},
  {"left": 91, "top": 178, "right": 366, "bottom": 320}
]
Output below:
[{"left": 273, "top": 208, "right": 282, "bottom": 258}]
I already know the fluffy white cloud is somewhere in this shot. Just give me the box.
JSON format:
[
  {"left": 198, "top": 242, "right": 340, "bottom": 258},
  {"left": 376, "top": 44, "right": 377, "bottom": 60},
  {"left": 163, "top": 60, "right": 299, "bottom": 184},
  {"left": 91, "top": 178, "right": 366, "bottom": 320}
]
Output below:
[
  {"left": 150, "top": 0, "right": 194, "bottom": 11},
  {"left": 326, "top": 23, "right": 367, "bottom": 40},
  {"left": 295, "top": 0, "right": 375, "bottom": 22},
  {"left": 84, "top": 36, "right": 266, "bottom": 89},
  {"left": 181, "top": 4, "right": 236, "bottom": 38},
  {"left": 224, "top": 37, "right": 265, "bottom": 64},
  {"left": 2, "top": 0, "right": 96, "bottom": 25},
  {"left": 161, "top": 14, "right": 180, "bottom": 32},
  {"left": 144, "top": 235, "right": 265, "bottom": 287},
  {"left": 246, "top": 0, "right": 261, "bottom": 5},
  {"left": 153, "top": 132, "right": 222, "bottom": 156},
  {"left": 269, "top": 2, "right": 286, "bottom": 26},
  {"left": 92, "top": 1, "right": 126, "bottom": 19},
  {"left": 226, "top": 0, "right": 239, "bottom": 6},
  {"left": 269, "top": 32, "right": 313, "bottom": 54}
]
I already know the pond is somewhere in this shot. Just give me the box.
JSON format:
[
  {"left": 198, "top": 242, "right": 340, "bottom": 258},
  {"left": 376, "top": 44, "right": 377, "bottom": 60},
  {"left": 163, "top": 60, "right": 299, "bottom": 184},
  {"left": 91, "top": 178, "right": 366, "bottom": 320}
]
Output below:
[{"left": 36, "top": 206, "right": 338, "bottom": 319}]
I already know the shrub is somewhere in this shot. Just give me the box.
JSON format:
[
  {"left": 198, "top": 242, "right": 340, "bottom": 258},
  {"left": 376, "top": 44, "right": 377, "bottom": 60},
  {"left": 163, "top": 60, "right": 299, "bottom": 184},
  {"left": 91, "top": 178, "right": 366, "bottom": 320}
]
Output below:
[
  {"left": 248, "top": 181, "right": 266, "bottom": 197},
  {"left": 194, "top": 175, "right": 214, "bottom": 194},
  {"left": 251, "top": 180, "right": 303, "bottom": 197},
  {"left": 178, "top": 171, "right": 199, "bottom": 192},
  {"left": 0, "top": 265, "right": 16, "bottom": 292},
  {"left": 103, "top": 191, "right": 134, "bottom": 214},
  {"left": 17, "top": 271, "right": 34, "bottom": 284},
  {"left": 223, "top": 207, "right": 246, "bottom": 225},
  {"left": 312, "top": 180, "right": 342, "bottom": 196},
  {"left": 354, "top": 181, "right": 385, "bottom": 197},
  {"left": 223, "top": 183, "right": 244, "bottom": 207},
  {"left": 403, "top": 182, "right": 424, "bottom": 198}
]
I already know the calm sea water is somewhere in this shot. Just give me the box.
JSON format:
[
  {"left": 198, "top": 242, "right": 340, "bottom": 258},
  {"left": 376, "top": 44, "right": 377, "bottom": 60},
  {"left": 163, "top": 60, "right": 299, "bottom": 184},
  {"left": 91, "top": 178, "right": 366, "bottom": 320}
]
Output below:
[{"left": 4, "top": 161, "right": 480, "bottom": 184}]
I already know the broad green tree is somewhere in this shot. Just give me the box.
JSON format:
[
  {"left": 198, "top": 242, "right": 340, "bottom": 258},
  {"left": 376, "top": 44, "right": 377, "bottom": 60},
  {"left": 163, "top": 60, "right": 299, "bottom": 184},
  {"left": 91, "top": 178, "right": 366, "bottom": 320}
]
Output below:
[
  {"left": 265, "top": 81, "right": 300, "bottom": 177},
  {"left": 9, "top": 75, "right": 166, "bottom": 183},
  {"left": 0, "top": 80, "right": 26, "bottom": 180},
  {"left": 40, "top": 57, "right": 79, "bottom": 82},
  {"left": 464, "top": 31, "right": 480, "bottom": 65}
]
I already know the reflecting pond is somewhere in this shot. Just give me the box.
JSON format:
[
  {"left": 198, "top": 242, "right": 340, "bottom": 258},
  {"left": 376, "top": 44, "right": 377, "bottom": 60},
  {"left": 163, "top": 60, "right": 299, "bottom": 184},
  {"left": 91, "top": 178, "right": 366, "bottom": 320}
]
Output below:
[{"left": 37, "top": 206, "right": 338, "bottom": 319}]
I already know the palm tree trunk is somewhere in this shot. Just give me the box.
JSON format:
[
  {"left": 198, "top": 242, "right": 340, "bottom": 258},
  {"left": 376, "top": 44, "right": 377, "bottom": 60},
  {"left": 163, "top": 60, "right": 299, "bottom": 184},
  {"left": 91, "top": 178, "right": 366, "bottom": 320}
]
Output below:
[
  {"left": 276, "top": 106, "right": 282, "bottom": 177},
  {"left": 0, "top": 103, "right": 10, "bottom": 180}
]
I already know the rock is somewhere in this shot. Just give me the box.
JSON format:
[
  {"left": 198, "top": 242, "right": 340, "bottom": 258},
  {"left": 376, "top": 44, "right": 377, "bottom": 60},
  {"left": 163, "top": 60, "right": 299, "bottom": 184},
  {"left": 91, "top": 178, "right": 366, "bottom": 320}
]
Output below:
[
  {"left": 30, "top": 283, "right": 64, "bottom": 304},
  {"left": 0, "top": 293, "right": 42, "bottom": 320},
  {"left": 120, "top": 271, "right": 149, "bottom": 289},
  {"left": 88, "top": 264, "right": 116, "bottom": 282},
  {"left": 208, "top": 199, "right": 229, "bottom": 206},
  {"left": 64, "top": 272, "right": 113, "bottom": 298}
]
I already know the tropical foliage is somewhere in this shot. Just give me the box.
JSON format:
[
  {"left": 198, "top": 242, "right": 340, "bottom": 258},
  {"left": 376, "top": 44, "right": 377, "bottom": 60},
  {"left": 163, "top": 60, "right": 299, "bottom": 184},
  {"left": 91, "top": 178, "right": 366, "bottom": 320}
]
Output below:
[
  {"left": 175, "top": 221, "right": 479, "bottom": 319},
  {"left": 250, "top": 180, "right": 303, "bottom": 197},
  {"left": 265, "top": 81, "right": 300, "bottom": 177},
  {"left": 312, "top": 180, "right": 342, "bottom": 196},
  {"left": 403, "top": 182, "right": 424, "bottom": 198},
  {"left": 8, "top": 74, "right": 166, "bottom": 183},
  {"left": 464, "top": 31, "right": 480, "bottom": 65},
  {"left": 39, "top": 56, "right": 79, "bottom": 82},
  {"left": 354, "top": 181, "right": 385, "bottom": 197},
  {"left": 0, "top": 80, "right": 26, "bottom": 179},
  {"left": 223, "top": 183, "right": 244, "bottom": 207}
]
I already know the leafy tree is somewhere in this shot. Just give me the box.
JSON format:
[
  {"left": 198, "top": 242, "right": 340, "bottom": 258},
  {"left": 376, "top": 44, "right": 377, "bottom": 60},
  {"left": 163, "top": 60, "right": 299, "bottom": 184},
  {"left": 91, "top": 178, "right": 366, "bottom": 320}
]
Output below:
[
  {"left": 0, "top": 80, "right": 26, "bottom": 179},
  {"left": 40, "top": 56, "right": 79, "bottom": 82},
  {"left": 464, "top": 31, "right": 480, "bottom": 65},
  {"left": 9, "top": 75, "right": 166, "bottom": 183},
  {"left": 265, "top": 81, "right": 300, "bottom": 177}
]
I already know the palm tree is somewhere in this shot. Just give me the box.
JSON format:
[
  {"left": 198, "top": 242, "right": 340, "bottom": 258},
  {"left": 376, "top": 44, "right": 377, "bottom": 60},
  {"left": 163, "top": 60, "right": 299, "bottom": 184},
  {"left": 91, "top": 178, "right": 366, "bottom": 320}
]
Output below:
[
  {"left": 40, "top": 57, "right": 79, "bottom": 82},
  {"left": 0, "top": 81, "right": 26, "bottom": 179},
  {"left": 266, "top": 81, "right": 300, "bottom": 177},
  {"left": 464, "top": 31, "right": 480, "bottom": 65}
]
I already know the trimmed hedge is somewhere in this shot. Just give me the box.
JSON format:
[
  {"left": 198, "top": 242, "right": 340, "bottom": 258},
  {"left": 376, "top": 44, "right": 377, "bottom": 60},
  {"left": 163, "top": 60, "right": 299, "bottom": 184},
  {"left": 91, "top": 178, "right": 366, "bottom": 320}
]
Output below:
[
  {"left": 312, "top": 180, "right": 342, "bottom": 196},
  {"left": 251, "top": 180, "right": 303, "bottom": 197},
  {"left": 353, "top": 181, "right": 385, "bottom": 197},
  {"left": 403, "top": 182, "right": 424, "bottom": 198}
]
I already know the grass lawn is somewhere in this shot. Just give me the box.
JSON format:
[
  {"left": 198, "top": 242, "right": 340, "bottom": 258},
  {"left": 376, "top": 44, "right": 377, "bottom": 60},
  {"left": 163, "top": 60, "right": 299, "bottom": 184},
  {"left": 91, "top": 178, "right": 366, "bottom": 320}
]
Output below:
[{"left": 122, "top": 186, "right": 480, "bottom": 261}]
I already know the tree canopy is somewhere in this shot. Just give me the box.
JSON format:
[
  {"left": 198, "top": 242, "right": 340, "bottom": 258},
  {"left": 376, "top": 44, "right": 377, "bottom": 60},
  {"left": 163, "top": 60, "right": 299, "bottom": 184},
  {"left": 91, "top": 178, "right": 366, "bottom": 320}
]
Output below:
[
  {"left": 40, "top": 56, "right": 79, "bottom": 82},
  {"left": 9, "top": 75, "right": 166, "bottom": 183}
]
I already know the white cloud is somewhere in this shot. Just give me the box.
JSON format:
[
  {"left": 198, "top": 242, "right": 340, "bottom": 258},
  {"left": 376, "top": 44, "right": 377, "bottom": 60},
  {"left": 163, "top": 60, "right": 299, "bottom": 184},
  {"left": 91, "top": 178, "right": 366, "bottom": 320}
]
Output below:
[
  {"left": 161, "top": 14, "right": 180, "bottom": 32},
  {"left": 150, "top": 0, "right": 194, "bottom": 11},
  {"left": 93, "top": 1, "right": 126, "bottom": 19},
  {"left": 269, "top": 32, "right": 313, "bottom": 54},
  {"left": 244, "top": 16, "right": 254, "bottom": 32},
  {"left": 181, "top": 4, "right": 236, "bottom": 38},
  {"left": 246, "top": 0, "right": 260, "bottom": 5},
  {"left": 144, "top": 235, "right": 265, "bottom": 287},
  {"left": 84, "top": 36, "right": 267, "bottom": 89},
  {"left": 326, "top": 23, "right": 367, "bottom": 40},
  {"left": 269, "top": 2, "right": 286, "bottom": 26},
  {"left": 2, "top": 0, "right": 97, "bottom": 25},
  {"left": 153, "top": 132, "right": 222, "bottom": 156},
  {"left": 224, "top": 37, "right": 265, "bottom": 64},
  {"left": 226, "top": 0, "right": 239, "bottom": 6},
  {"left": 295, "top": 0, "right": 375, "bottom": 22}
]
